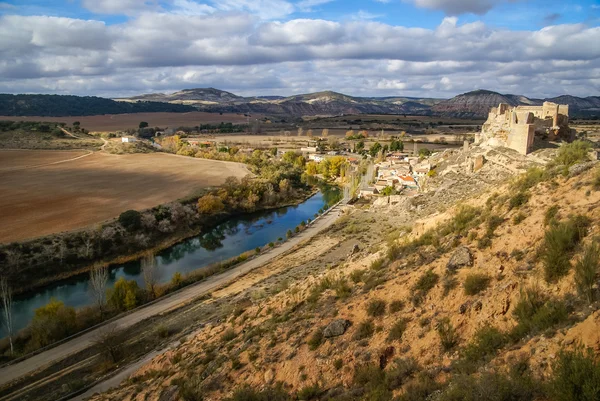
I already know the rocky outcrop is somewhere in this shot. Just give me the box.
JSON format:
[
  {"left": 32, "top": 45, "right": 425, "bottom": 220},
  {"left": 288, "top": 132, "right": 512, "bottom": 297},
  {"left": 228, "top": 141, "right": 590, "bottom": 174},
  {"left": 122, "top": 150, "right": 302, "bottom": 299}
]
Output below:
[
  {"left": 431, "top": 90, "right": 520, "bottom": 119},
  {"left": 446, "top": 246, "right": 473, "bottom": 270},
  {"left": 323, "top": 319, "right": 351, "bottom": 338}
]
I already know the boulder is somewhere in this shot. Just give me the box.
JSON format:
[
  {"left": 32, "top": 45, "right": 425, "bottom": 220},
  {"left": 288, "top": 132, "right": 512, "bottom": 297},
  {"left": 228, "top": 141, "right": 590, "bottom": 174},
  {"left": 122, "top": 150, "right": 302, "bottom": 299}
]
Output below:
[
  {"left": 323, "top": 319, "right": 351, "bottom": 338},
  {"left": 446, "top": 246, "right": 473, "bottom": 270},
  {"left": 568, "top": 161, "right": 596, "bottom": 177}
]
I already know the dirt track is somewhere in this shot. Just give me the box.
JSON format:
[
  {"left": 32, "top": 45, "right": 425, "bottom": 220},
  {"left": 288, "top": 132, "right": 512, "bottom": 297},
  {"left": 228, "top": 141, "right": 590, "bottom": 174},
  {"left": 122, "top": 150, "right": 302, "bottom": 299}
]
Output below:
[
  {"left": 0, "top": 151, "right": 250, "bottom": 243},
  {"left": 0, "top": 205, "right": 342, "bottom": 389}
]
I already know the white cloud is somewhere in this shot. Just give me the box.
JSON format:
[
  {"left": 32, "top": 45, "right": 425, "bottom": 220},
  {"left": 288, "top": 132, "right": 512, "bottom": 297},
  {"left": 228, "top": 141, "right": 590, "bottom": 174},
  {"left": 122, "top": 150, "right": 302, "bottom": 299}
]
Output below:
[
  {"left": 406, "top": 0, "right": 511, "bottom": 15},
  {"left": 296, "top": 0, "right": 335, "bottom": 12},
  {"left": 211, "top": 0, "right": 295, "bottom": 19},
  {"left": 81, "top": 0, "right": 161, "bottom": 15},
  {"left": 0, "top": 12, "right": 598, "bottom": 98}
]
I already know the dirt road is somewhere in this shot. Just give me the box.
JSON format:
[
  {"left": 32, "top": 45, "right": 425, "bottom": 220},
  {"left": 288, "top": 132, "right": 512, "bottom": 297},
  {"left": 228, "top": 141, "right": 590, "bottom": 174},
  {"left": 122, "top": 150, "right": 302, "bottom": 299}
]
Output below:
[{"left": 0, "top": 204, "right": 342, "bottom": 388}]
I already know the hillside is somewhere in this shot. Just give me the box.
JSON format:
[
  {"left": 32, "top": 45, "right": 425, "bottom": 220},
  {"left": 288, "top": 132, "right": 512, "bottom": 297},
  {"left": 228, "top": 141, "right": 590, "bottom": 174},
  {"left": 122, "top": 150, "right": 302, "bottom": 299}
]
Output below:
[
  {"left": 86, "top": 144, "right": 600, "bottom": 401},
  {"left": 0, "top": 94, "right": 196, "bottom": 117}
]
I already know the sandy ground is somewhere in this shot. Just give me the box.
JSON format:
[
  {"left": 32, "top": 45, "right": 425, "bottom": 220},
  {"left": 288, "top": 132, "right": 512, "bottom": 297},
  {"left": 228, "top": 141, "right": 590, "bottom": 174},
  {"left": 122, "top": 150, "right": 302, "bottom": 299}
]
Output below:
[
  {"left": 0, "top": 150, "right": 89, "bottom": 171},
  {"left": 0, "top": 151, "right": 250, "bottom": 243},
  {"left": 0, "top": 112, "right": 262, "bottom": 132}
]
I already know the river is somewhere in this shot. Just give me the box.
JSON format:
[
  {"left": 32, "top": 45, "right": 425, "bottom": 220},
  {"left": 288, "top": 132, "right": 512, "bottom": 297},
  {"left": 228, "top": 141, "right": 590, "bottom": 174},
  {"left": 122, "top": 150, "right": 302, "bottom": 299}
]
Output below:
[{"left": 1, "top": 188, "right": 340, "bottom": 338}]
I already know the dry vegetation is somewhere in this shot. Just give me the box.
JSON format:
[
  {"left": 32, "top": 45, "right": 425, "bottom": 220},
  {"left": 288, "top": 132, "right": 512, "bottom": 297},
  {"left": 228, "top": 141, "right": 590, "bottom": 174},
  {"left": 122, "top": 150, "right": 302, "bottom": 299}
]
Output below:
[{"left": 82, "top": 144, "right": 600, "bottom": 401}]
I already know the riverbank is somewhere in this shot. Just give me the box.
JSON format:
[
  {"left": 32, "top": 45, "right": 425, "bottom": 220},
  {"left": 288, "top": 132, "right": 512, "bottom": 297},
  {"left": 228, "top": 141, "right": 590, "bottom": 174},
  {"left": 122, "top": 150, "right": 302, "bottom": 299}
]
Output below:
[{"left": 0, "top": 201, "right": 345, "bottom": 396}]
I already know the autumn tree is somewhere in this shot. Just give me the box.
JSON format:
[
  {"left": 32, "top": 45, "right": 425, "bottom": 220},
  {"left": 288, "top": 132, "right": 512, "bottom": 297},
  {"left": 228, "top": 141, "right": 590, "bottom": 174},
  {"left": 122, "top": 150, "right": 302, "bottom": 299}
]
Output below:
[
  {"left": 142, "top": 252, "right": 158, "bottom": 300},
  {"left": 0, "top": 277, "right": 14, "bottom": 355},
  {"left": 306, "top": 129, "right": 313, "bottom": 138},
  {"left": 197, "top": 194, "right": 225, "bottom": 214},
  {"left": 305, "top": 161, "right": 318, "bottom": 175},
  {"left": 297, "top": 127, "right": 304, "bottom": 136},
  {"left": 89, "top": 263, "right": 108, "bottom": 317},
  {"left": 30, "top": 299, "right": 77, "bottom": 347},
  {"left": 321, "top": 128, "right": 329, "bottom": 137},
  {"left": 107, "top": 277, "right": 140, "bottom": 311}
]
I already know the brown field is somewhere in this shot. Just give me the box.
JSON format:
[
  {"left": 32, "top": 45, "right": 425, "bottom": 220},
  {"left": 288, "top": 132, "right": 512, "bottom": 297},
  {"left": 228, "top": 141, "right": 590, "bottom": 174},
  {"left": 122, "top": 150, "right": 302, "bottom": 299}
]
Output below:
[
  {"left": 0, "top": 150, "right": 250, "bottom": 243},
  {"left": 0, "top": 112, "right": 262, "bottom": 132}
]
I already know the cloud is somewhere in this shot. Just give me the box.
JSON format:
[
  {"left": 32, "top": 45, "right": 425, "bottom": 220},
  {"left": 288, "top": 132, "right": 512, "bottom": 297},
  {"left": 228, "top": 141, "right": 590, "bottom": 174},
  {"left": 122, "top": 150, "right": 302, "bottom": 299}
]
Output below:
[
  {"left": 296, "top": 0, "right": 335, "bottom": 12},
  {"left": 211, "top": 0, "right": 295, "bottom": 19},
  {"left": 406, "top": 0, "right": 511, "bottom": 15},
  {"left": 81, "top": 0, "right": 161, "bottom": 15},
  {"left": 542, "top": 13, "right": 561, "bottom": 26},
  {"left": 0, "top": 13, "right": 598, "bottom": 98}
]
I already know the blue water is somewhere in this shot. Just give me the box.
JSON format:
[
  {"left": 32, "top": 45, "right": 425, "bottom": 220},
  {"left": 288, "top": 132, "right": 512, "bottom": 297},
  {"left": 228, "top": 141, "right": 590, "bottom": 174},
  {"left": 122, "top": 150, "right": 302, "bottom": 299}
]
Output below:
[{"left": 1, "top": 190, "right": 339, "bottom": 338}]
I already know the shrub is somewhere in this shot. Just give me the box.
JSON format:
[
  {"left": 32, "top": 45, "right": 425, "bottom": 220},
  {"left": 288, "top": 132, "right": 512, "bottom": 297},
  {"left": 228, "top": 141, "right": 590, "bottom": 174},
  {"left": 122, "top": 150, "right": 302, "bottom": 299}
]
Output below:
[
  {"left": 463, "top": 273, "right": 491, "bottom": 295},
  {"left": 389, "top": 300, "right": 404, "bottom": 313},
  {"left": 370, "top": 257, "right": 387, "bottom": 271},
  {"left": 30, "top": 298, "right": 77, "bottom": 348},
  {"left": 487, "top": 215, "right": 504, "bottom": 233},
  {"left": 513, "top": 213, "right": 526, "bottom": 224},
  {"left": 226, "top": 383, "right": 291, "bottom": 401},
  {"left": 456, "top": 326, "right": 506, "bottom": 373},
  {"left": 107, "top": 277, "right": 141, "bottom": 311},
  {"left": 446, "top": 205, "right": 482, "bottom": 236},
  {"left": 387, "top": 319, "right": 409, "bottom": 341},
  {"left": 575, "top": 242, "right": 600, "bottom": 303},
  {"left": 118, "top": 209, "right": 142, "bottom": 230},
  {"left": 353, "top": 320, "right": 375, "bottom": 340},
  {"left": 221, "top": 328, "right": 236, "bottom": 342},
  {"left": 396, "top": 373, "right": 441, "bottom": 401},
  {"left": 350, "top": 269, "right": 366, "bottom": 283},
  {"left": 385, "top": 358, "right": 420, "bottom": 390},
  {"left": 197, "top": 194, "right": 225, "bottom": 214},
  {"left": 333, "top": 278, "right": 352, "bottom": 299},
  {"left": 171, "top": 272, "right": 183, "bottom": 288},
  {"left": 554, "top": 140, "right": 591, "bottom": 167},
  {"left": 366, "top": 299, "right": 387, "bottom": 318},
  {"left": 541, "top": 215, "right": 590, "bottom": 282},
  {"left": 414, "top": 270, "right": 439, "bottom": 293},
  {"left": 508, "top": 191, "right": 530, "bottom": 210},
  {"left": 513, "top": 167, "right": 546, "bottom": 192},
  {"left": 286, "top": 229, "right": 293, "bottom": 238},
  {"left": 333, "top": 358, "right": 343, "bottom": 370},
  {"left": 179, "top": 377, "right": 204, "bottom": 401},
  {"left": 510, "top": 288, "right": 569, "bottom": 340},
  {"left": 437, "top": 318, "right": 458, "bottom": 352},
  {"left": 544, "top": 205, "right": 560, "bottom": 226},
  {"left": 548, "top": 348, "right": 600, "bottom": 401},
  {"left": 307, "top": 330, "right": 324, "bottom": 351},
  {"left": 442, "top": 275, "right": 458, "bottom": 297},
  {"left": 297, "top": 384, "right": 321, "bottom": 400}
]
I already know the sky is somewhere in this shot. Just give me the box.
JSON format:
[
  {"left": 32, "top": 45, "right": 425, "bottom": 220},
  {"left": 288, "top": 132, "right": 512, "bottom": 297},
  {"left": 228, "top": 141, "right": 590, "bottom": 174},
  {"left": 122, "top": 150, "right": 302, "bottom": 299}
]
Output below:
[{"left": 0, "top": 0, "right": 599, "bottom": 99}]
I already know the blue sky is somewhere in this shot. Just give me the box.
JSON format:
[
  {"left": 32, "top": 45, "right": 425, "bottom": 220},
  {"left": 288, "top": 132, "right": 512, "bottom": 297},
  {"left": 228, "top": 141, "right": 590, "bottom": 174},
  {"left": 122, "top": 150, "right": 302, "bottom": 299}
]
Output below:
[{"left": 0, "top": 0, "right": 598, "bottom": 97}]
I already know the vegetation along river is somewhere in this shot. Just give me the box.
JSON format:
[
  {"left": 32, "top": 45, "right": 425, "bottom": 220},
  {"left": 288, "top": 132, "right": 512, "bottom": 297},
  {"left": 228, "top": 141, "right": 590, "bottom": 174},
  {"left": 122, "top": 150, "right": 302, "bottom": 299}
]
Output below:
[{"left": 1, "top": 188, "right": 341, "bottom": 338}]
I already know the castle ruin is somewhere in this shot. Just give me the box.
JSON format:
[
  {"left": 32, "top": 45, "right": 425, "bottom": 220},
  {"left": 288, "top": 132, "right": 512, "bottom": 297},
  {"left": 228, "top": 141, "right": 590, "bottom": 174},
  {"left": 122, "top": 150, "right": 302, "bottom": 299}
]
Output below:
[{"left": 476, "top": 102, "right": 572, "bottom": 155}]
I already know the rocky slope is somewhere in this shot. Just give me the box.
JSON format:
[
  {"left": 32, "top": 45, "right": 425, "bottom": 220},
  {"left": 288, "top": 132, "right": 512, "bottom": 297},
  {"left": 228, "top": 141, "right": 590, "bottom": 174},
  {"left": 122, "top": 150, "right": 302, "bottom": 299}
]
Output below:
[{"left": 87, "top": 145, "right": 600, "bottom": 401}]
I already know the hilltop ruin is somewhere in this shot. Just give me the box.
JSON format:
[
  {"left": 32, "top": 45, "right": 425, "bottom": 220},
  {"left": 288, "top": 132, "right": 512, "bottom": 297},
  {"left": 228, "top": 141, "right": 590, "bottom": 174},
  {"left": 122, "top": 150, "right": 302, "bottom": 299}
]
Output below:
[{"left": 477, "top": 101, "right": 573, "bottom": 154}]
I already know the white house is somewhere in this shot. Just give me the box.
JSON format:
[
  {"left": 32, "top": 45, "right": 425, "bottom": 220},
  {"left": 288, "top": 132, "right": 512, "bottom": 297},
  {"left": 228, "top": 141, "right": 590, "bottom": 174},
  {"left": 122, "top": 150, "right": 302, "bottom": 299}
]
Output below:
[{"left": 122, "top": 136, "right": 137, "bottom": 143}]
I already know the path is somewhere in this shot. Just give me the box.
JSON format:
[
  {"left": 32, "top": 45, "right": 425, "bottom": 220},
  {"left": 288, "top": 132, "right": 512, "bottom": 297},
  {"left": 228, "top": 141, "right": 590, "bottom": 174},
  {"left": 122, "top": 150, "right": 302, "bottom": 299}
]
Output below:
[
  {"left": 60, "top": 128, "right": 79, "bottom": 139},
  {"left": 0, "top": 150, "right": 94, "bottom": 173},
  {"left": 0, "top": 204, "right": 343, "bottom": 388}
]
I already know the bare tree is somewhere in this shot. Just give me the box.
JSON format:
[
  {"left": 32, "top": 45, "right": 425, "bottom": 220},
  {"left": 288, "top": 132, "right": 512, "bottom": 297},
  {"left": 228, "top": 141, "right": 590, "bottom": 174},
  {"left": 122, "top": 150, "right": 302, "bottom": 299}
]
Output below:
[
  {"left": 89, "top": 264, "right": 108, "bottom": 317},
  {"left": 57, "top": 239, "right": 67, "bottom": 265},
  {"left": 297, "top": 127, "right": 304, "bottom": 137},
  {"left": 321, "top": 128, "right": 329, "bottom": 137},
  {"left": 94, "top": 324, "right": 122, "bottom": 363},
  {"left": 142, "top": 252, "right": 158, "bottom": 299},
  {"left": 0, "top": 277, "right": 14, "bottom": 355}
]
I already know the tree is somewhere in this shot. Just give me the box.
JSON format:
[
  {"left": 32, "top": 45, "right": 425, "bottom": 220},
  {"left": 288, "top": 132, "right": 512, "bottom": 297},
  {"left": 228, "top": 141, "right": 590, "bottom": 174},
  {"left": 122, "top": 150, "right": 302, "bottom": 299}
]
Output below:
[
  {"left": 94, "top": 324, "right": 123, "bottom": 363},
  {"left": 107, "top": 277, "right": 140, "bottom": 311},
  {"left": 306, "top": 129, "right": 313, "bottom": 138},
  {"left": 89, "top": 264, "right": 109, "bottom": 317},
  {"left": 142, "top": 252, "right": 158, "bottom": 300},
  {"left": 369, "top": 142, "right": 382, "bottom": 157},
  {"left": 321, "top": 128, "right": 329, "bottom": 137},
  {"left": 197, "top": 194, "right": 225, "bottom": 214},
  {"left": 30, "top": 299, "right": 77, "bottom": 347},
  {"left": 118, "top": 210, "right": 142, "bottom": 231},
  {"left": 0, "top": 277, "right": 14, "bottom": 355},
  {"left": 305, "top": 161, "right": 318, "bottom": 175},
  {"left": 297, "top": 127, "right": 304, "bottom": 136},
  {"left": 279, "top": 179, "right": 291, "bottom": 195},
  {"left": 139, "top": 121, "right": 149, "bottom": 129}
]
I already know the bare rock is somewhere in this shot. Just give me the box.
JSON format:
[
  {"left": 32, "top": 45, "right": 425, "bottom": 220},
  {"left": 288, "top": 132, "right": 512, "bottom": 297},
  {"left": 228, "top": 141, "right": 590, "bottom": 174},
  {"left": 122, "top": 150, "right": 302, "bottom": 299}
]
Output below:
[
  {"left": 447, "top": 246, "right": 473, "bottom": 270},
  {"left": 264, "top": 369, "right": 275, "bottom": 384},
  {"left": 459, "top": 302, "right": 470, "bottom": 314},
  {"left": 473, "top": 300, "right": 483, "bottom": 311},
  {"left": 324, "top": 319, "right": 351, "bottom": 338},
  {"left": 568, "top": 161, "right": 596, "bottom": 177}
]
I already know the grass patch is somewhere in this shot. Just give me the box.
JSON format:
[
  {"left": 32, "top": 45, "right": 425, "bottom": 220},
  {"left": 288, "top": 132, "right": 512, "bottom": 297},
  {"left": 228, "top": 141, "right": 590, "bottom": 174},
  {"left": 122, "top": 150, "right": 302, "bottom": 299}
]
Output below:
[
  {"left": 544, "top": 205, "right": 560, "bottom": 226},
  {"left": 366, "top": 299, "right": 387, "bottom": 318},
  {"left": 387, "top": 318, "right": 409, "bottom": 342},
  {"left": 437, "top": 318, "right": 459, "bottom": 352},
  {"left": 307, "top": 329, "right": 324, "bottom": 351},
  {"left": 389, "top": 300, "right": 405, "bottom": 313},
  {"left": 463, "top": 273, "right": 491, "bottom": 296},
  {"left": 411, "top": 269, "right": 439, "bottom": 306},
  {"left": 541, "top": 215, "right": 590, "bottom": 282},
  {"left": 454, "top": 326, "right": 507, "bottom": 374},
  {"left": 510, "top": 287, "right": 569, "bottom": 340},
  {"left": 575, "top": 242, "right": 600, "bottom": 303},
  {"left": 353, "top": 320, "right": 375, "bottom": 341}
]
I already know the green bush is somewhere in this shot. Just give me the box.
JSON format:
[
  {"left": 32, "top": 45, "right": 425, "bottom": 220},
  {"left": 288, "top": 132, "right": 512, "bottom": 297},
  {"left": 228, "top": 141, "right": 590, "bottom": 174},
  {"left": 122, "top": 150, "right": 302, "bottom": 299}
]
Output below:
[
  {"left": 554, "top": 140, "right": 591, "bottom": 167},
  {"left": 541, "top": 215, "right": 590, "bottom": 282},
  {"left": 118, "top": 209, "right": 142, "bottom": 230},
  {"left": 226, "top": 384, "right": 291, "bottom": 401},
  {"left": 456, "top": 326, "right": 506, "bottom": 373},
  {"left": 575, "top": 242, "right": 600, "bottom": 303},
  {"left": 508, "top": 191, "right": 530, "bottom": 210},
  {"left": 385, "top": 358, "right": 420, "bottom": 390},
  {"left": 513, "top": 167, "right": 547, "bottom": 192},
  {"left": 297, "top": 384, "right": 321, "bottom": 400},
  {"left": 463, "top": 273, "right": 491, "bottom": 295},
  {"left": 414, "top": 269, "right": 439, "bottom": 293},
  {"left": 350, "top": 269, "right": 366, "bottom": 283},
  {"left": 307, "top": 329, "right": 324, "bottom": 351},
  {"left": 389, "top": 300, "right": 405, "bottom": 313},
  {"left": 221, "top": 328, "right": 236, "bottom": 342},
  {"left": 366, "top": 299, "right": 387, "bottom": 317},
  {"left": 353, "top": 320, "right": 375, "bottom": 340},
  {"left": 548, "top": 348, "right": 600, "bottom": 401},
  {"left": 544, "top": 205, "right": 560, "bottom": 226},
  {"left": 370, "top": 257, "right": 387, "bottom": 271},
  {"left": 30, "top": 298, "right": 77, "bottom": 348},
  {"left": 513, "top": 213, "right": 526, "bottom": 224},
  {"left": 333, "top": 278, "right": 352, "bottom": 299},
  {"left": 387, "top": 319, "right": 409, "bottom": 341},
  {"left": 437, "top": 318, "right": 459, "bottom": 352},
  {"left": 510, "top": 288, "right": 569, "bottom": 340},
  {"left": 442, "top": 275, "right": 458, "bottom": 297}
]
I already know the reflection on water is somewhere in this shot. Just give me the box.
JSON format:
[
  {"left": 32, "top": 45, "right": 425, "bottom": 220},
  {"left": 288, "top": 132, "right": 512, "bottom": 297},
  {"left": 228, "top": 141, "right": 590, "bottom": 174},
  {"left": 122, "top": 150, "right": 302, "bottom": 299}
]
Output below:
[{"left": 1, "top": 188, "right": 340, "bottom": 338}]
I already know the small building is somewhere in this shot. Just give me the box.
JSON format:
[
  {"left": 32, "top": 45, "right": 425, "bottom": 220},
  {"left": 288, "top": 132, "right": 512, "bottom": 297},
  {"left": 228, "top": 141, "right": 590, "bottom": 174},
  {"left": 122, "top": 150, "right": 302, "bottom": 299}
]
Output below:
[
  {"left": 398, "top": 175, "right": 418, "bottom": 189},
  {"left": 122, "top": 136, "right": 137, "bottom": 143},
  {"left": 359, "top": 187, "right": 379, "bottom": 198},
  {"left": 308, "top": 154, "right": 324, "bottom": 162},
  {"left": 301, "top": 146, "right": 318, "bottom": 153}
]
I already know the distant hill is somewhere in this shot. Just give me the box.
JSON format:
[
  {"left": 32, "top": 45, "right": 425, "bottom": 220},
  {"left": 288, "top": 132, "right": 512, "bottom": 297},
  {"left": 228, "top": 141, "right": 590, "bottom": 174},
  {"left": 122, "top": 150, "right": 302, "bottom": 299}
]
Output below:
[
  {"left": 0, "top": 94, "right": 196, "bottom": 117},
  {"left": 431, "top": 90, "right": 600, "bottom": 119},
  {"left": 118, "top": 88, "right": 441, "bottom": 116}
]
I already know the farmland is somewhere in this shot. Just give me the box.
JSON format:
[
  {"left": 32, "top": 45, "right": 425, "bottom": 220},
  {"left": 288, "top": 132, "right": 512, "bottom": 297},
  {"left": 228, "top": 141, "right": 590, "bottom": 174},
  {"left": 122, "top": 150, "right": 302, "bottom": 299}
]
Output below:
[
  {"left": 0, "top": 150, "right": 250, "bottom": 243},
  {"left": 0, "top": 111, "right": 263, "bottom": 132}
]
